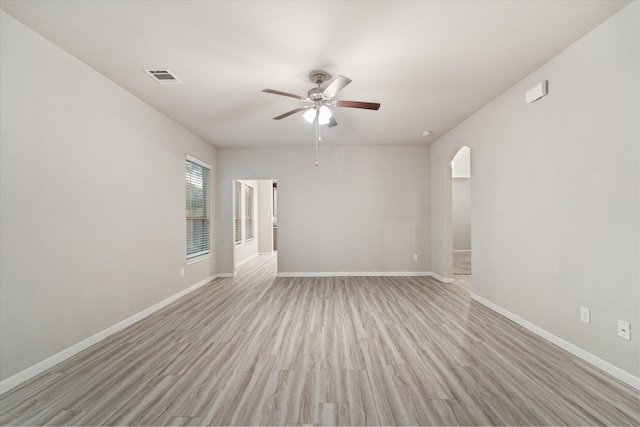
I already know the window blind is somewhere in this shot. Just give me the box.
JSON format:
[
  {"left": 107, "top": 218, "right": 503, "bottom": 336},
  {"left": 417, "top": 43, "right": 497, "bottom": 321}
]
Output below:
[{"left": 186, "top": 157, "right": 211, "bottom": 259}]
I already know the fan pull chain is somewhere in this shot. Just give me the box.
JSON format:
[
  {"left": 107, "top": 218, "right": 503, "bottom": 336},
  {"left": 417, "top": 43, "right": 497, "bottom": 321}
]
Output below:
[{"left": 315, "top": 109, "right": 320, "bottom": 167}]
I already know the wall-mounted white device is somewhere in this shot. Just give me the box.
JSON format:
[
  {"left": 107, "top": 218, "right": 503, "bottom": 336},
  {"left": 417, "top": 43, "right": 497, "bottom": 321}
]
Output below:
[
  {"left": 580, "top": 307, "right": 590, "bottom": 324},
  {"left": 525, "top": 80, "right": 548, "bottom": 103},
  {"left": 618, "top": 320, "right": 631, "bottom": 340}
]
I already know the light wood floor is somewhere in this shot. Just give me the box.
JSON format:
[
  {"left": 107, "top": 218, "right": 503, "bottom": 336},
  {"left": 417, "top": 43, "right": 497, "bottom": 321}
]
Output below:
[
  {"left": 453, "top": 251, "right": 471, "bottom": 275},
  {"left": 1, "top": 254, "right": 638, "bottom": 426}
]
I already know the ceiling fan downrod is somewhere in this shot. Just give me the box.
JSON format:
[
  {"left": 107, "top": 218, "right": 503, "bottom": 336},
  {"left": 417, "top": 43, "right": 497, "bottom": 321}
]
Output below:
[{"left": 308, "top": 70, "right": 330, "bottom": 102}]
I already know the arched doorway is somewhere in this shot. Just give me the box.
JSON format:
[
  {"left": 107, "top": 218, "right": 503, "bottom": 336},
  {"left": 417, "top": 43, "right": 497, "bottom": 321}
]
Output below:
[{"left": 450, "top": 146, "right": 472, "bottom": 279}]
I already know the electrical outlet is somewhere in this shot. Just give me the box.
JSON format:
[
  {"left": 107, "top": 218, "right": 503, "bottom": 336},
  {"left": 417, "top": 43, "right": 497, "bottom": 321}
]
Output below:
[
  {"left": 580, "top": 307, "right": 590, "bottom": 324},
  {"left": 413, "top": 254, "right": 418, "bottom": 261},
  {"left": 618, "top": 320, "right": 630, "bottom": 340},
  {"left": 180, "top": 267, "right": 185, "bottom": 277}
]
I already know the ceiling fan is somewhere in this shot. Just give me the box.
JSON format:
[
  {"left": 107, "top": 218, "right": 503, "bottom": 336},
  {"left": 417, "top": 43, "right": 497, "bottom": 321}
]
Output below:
[{"left": 262, "top": 70, "right": 380, "bottom": 128}]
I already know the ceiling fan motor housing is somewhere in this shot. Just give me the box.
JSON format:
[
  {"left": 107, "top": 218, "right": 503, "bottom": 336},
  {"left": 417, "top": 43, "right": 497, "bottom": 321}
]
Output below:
[
  {"left": 309, "top": 70, "right": 331, "bottom": 85},
  {"left": 308, "top": 70, "right": 332, "bottom": 101},
  {"left": 307, "top": 87, "right": 324, "bottom": 101}
]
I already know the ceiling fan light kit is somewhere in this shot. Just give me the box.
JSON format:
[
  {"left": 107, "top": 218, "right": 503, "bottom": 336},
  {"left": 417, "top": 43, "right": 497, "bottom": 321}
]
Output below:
[
  {"left": 263, "top": 69, "right": 381, "bottom": 167},
  {"left": 304, "top": 105, "right": 332, "bottom": 125}
]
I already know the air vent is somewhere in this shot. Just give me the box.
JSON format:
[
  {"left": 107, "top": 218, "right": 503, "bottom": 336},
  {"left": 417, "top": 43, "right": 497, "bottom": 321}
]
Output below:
[{"left": 143, "top": 69, "right": 183, "bottom": 85}]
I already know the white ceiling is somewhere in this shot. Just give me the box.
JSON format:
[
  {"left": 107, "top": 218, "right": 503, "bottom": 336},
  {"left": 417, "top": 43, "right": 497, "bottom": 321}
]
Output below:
[{"left": 0, "top": 0, "right": 631, "bottom": 148}]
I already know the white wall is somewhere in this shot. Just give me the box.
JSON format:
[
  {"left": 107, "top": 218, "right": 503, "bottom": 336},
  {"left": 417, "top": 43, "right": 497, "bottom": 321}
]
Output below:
[
  {"left": 217, "top": 145, "right": 430, "bottom": 275},
  {"left": 0, "top": 11, "right": 217, "bottom": 381},
  {"left": 452, "top": 178, "right": 471, "bottom": 251},
  {"left": 451, "top": 146, "right": 471, "bottom": 178},
  {"left": 257, "top": 180, "right": 274, "bottom": 254},
  {"left": 430, "top": 2, "right": 639, "bottom": 379}
]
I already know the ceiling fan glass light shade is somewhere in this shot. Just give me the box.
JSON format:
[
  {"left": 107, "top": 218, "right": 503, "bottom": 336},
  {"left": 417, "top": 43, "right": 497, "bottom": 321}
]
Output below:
[
  {"left": 318, "top": 105, "right": 332, "bottom": 125},
  {"left": 303, "top": 106, "right": 332, "bottom": 125},
  {"left": 303, "top": 108, "right": 316, "bottom": 123}
]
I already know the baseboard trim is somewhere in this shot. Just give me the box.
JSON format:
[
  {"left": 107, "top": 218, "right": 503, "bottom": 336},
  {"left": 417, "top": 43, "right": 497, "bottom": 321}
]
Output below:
[
  {"left": 277, "top": 271, "right": 433, "bottom": 278},
  {"left": 277, "top": 271, "right": 453, "bottom": 280},
  {"left": 428, "top": 272, "right": 455, "bottom": 283},
  {"left": 453, "top": 249, "right": 471, "bottom": 253},
  {"left": 236, "top": 253, "right": 259, "bottom": 267},
  {"left": 471, "top": 293, "right": 640, "bottom": 391},
  {"left": 0, "top": 274, "right": 218, "bottom": 395},
  {"left": 216, "top": 272, "right": 236, "bottom": 278}
]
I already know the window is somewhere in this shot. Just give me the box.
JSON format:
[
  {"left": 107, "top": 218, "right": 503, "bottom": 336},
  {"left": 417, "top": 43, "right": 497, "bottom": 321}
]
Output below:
[
  {"left": 186, "top": 156, "right": 211, "bottom": 259},
  {"left": 245, "top": 184, "right": 254, "bottom": 240},
  {"left": 234, "top": 181, "right": 242, "bottom": 243}
]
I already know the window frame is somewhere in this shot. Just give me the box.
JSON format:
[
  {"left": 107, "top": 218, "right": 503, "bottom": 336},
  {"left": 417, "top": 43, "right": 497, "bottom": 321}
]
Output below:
[
  {"left": 234, "top": 180, "right": 243, "bottom": 244},
  {"left": 244, "top": 183, "right": 255, "bottom": 242},
  {"left": 185, "top": 155, "right": 212, "bottom": 261}
]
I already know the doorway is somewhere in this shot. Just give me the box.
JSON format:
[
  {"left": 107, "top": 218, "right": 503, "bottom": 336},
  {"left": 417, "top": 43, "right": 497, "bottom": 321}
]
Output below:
[
  {"left": 451, "top": 147, "right": 472, "bottom": 277},
  {"left": 232, "top": 179, "right": 278, "bottom": 272}
]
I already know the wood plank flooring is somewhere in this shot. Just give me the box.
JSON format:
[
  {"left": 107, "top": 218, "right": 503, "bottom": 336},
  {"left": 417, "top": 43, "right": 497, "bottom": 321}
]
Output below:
[
  {"left": 1, "top": 254, "right": 638, "bottom": 426},
  {"left": 453, "top": 251, "right": 471, "bottom": 275}
]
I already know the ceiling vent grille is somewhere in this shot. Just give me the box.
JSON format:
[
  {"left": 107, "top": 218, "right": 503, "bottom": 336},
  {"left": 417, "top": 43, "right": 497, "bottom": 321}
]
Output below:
[{"left": 143, "top": 69, "right": 183, "bottom": 84}]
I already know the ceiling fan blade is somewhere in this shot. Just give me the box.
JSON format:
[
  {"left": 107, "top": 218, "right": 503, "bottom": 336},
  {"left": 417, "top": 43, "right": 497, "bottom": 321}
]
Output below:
[
  {"left": 328, "top": 117, "right": 338, "bottom": 128},
  {"left": 262, "top": 88, "right": 307, "bottom": 101},
  {"left": 322, "top": 75, "right": 352, "bottom": 99},
  {"left": 336, "top": 100, "right": 381, "bottom": 110},
  {"left": 272, "top": 106, "right": 311, "bottom": 120}
]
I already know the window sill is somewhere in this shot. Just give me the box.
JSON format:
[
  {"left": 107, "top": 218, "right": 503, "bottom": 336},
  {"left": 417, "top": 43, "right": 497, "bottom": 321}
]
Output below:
[{"left": 186, "top": 253, "right": 212, "bottom": 265}]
